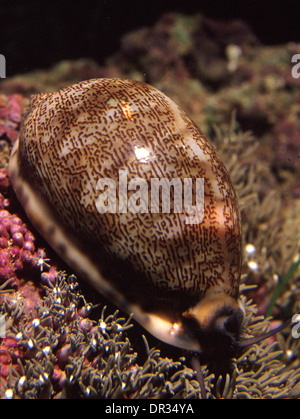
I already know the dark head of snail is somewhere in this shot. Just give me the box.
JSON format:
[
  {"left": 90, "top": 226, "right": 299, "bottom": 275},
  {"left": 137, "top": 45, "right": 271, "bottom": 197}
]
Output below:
[{"left": 186, "top": 302, "right": 291, "bottom": 398}]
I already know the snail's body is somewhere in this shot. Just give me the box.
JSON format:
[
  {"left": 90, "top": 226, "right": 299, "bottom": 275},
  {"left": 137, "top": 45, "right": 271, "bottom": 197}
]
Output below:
[{"left": 9, "top": 78, "right": 244, "bottom": 353}]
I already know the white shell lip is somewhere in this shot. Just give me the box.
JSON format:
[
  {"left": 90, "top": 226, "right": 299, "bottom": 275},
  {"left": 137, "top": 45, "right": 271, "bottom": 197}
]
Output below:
[{"left": 9, "top": 138, "right": 201, "bottom": 352}]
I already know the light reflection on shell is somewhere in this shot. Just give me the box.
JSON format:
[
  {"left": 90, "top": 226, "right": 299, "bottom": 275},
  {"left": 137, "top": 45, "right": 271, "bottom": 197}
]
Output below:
[{"left": 9, "top": 78, "right": 243, "bottom": 352}]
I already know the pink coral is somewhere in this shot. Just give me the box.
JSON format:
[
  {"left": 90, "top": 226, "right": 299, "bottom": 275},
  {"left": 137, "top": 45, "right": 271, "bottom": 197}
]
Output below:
[
  {"left": 0, "top": 167, "right": 62, "bottom": 295},
  {"left": 0, "top": 94, "right": 27, "bottom": 143},
  {"left": 0, "top": 169, "right": 41, "bottom": 284}
]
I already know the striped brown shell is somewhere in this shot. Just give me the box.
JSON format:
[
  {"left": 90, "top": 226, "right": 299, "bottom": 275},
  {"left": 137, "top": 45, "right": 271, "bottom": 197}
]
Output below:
[{"left": 9, "top": 78, "right": 243, "bottom": 352}]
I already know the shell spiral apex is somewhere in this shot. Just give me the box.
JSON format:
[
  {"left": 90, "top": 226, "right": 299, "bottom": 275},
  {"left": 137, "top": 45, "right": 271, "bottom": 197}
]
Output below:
[{"left": 9, "top": 78, "right": 243, "bottom": 353}]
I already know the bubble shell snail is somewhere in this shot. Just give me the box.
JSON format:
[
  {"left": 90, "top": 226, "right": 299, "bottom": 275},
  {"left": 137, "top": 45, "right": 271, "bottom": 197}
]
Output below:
[{"left": 9, "top": 78, "right": 262, "bottom": 367}]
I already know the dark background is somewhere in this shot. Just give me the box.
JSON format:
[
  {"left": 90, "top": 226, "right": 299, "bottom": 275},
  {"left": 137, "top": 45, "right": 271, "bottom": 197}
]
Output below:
[{"left": 1, "top": 0, "right": 300, "bottom": 77}]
